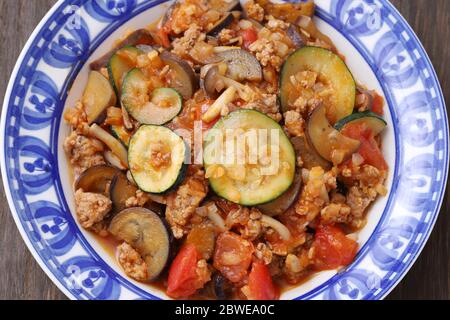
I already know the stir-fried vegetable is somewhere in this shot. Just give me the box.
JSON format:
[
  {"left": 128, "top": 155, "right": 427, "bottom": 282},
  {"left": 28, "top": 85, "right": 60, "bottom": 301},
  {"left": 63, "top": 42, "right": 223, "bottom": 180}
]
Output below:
[{"left": 64, "top": 0, "right": 389, "bottom": 300}]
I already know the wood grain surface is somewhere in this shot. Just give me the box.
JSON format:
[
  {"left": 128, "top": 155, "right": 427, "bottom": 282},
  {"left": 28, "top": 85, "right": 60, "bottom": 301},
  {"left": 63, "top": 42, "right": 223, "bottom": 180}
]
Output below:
[{"left": 0, "top": 0, "right": 448, "bottom": 300}]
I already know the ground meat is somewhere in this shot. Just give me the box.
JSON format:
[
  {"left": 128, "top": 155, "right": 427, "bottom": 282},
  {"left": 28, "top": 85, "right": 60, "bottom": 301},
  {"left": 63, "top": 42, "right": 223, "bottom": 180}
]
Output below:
[
  {"left": 295, "top": 167, "right": 330, "bottom": 222},
  {"left": 64, "top": 132, "right": 105, "bottom": 178},
  {"left": 226, "top": 207, "right": 263, "bottom": 241},
  {"left": 249, "top": 38, "right": 283, "bottom": 70},
  {"left": 117, "top": 242, "right": 149, "bottom": 281},
  {"left": 243, "top": 93, "right": 282, "bottom": 122},
  {"left": 89, "top": 220, "right": 109, "bottom": 237},
  {"left": 244, "top": 0, "right": 265, "bottom": 22},
  {"left": 284, "top": 110, "right": 305, "bottom": 137},
  {"left": 169, "top": 1, "right": 208, "bottom": 35},
  {"left": 165, "top": 170, "right": 208, "bottom": 238},
  {"left": 74, "top": 189, "right": 112, "bottom": 230},
  {"left": 287, "top": 71, "right": 333, "bottom": 115},
  {"left": 266, "top": 16, "right": 289, "bottom": 30},
  {"left": 283, "top": 249, "right": 311, "bottom": 284},
  {"left": 125, "top": 189, "right": 150, "bottom": 208},
  {"left": 171, "top": 24, "right": 206, "bottom": 59},
  {"left": 195, "top": 259, "right": 212, "bottom": 287},
  {"left": 255, "top": 242, "right": 273, "bottom": 265},
  {"left": 218, "top": 28, "right": 240, "bottom": 46},
  {"left": 64, "top": 101, "right": 89, "bottom": 134},
  {"left": 346, "top": 186, "right": 376, "bottom": 227},
  {"left": 320, "top": 203, "right": 352, "bottom": 224}
]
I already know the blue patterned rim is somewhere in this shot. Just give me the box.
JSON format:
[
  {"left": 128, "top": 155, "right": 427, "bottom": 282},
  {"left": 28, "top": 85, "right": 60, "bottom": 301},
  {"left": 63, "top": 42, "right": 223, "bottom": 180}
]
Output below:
[{"left": 1, "top": 0, "right": 448, "bottom": 300}]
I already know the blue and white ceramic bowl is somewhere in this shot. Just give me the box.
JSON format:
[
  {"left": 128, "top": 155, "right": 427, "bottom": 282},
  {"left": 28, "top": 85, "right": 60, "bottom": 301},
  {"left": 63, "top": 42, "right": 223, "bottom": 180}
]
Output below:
[{"left": 1, "top": 0, "right": 448, "bottom": 300}]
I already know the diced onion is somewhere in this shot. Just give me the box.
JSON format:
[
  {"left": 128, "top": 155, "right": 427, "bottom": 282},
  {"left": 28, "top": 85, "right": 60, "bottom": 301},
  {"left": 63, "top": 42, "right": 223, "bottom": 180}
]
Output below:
[
  {"left": 104, "top": 150, "right": 127, "bottom": 170},
  {"left": 261, "top": 215, "right": 291, "bottom": 241},
  {"left": 206, "top": 204, "right": 227, "bottom": 232},
  {"left": 352, "top": 153, "right": 364, "bottom": 166}
]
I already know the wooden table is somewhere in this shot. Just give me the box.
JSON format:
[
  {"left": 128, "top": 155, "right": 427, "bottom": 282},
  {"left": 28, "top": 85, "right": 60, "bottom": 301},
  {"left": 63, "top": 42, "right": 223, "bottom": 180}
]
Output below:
[{"left": 0, "top": 0, "right": 448, "bottom": 300}]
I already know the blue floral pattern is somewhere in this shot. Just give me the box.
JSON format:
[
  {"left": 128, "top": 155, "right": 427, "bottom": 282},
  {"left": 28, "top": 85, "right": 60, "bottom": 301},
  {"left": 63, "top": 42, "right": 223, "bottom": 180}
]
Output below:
[{"left": 1, "top": 0, "right": 448, "bottom": 300}]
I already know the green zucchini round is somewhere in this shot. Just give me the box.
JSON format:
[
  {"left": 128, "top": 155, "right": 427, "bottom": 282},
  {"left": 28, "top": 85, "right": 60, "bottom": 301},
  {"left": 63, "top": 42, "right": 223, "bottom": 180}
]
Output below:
[
  {"left": 203, "top": 109, "right": 296, "bottom": 206},
  {"left": 334, "top": 111, "right": 387, "bottom": 135},
  {"left": 121, "top": 69, "right": 183, "bottom": 125},
  {"left": 279, "top": 46, "right": 356, "bottom": 124},
  {"left": 107, "top": 46, "right": 143, "bottom": 96},
  {"left": 128, "top": 125, "right": 188, "bottom": 194}
]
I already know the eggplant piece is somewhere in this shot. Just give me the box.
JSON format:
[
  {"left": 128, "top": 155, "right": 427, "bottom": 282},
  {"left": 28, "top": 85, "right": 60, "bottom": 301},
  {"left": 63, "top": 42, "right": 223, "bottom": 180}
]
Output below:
[
  {"left": 75, "top": 165, "right": 121, "bottom": 195},
  {"left": 287, "top": 24, "right": 305, "bottom": 49},
  {"left": 336, "top": 179, "right": 348, "bottom": 196},
  {"left": 208, "top": 13, "right": 235, "bottom": 37},
  {"left": 202, "top": 65, "right": 222, "bottom": 99},
  {"left": 291, "top": 135, "right": 331, "bottom": 171},
  {"left": 110, "top": 172, "right": 138, "bottom": 213},
  {"left": 257, "top": 172, "right": 302, "bottom": 216},
  {"left": 216, "top": 49, "right": 262, "bottom": 82},
  {"left": 160, "top": 51, "right": 198, "bottom": 99},
  {"left": 213, "top": 273, "right": 233, "bottom": 300},
  {"left": 90, "top": 29, "right": 154, "bottom": 70},
  {"left": 82, "top": 71, "right": 116, "bottom": 124},
  {"left": 295, "top": 16, "right": 336, "bottom": 51},
  {"left": 109, "top": 207, "right": 172, "bottom": 281},
  {"left": 185, "top": 225, "right": 216, "bottom": 260},
  {"left": 306, "top": 104, "right": 360, "bottom": 164}
]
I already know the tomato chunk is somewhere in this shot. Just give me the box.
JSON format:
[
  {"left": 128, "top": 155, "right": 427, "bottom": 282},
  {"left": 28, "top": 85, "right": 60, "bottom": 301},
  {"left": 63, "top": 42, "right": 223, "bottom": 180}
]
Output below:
[
  {"left": 248, "top": 262, "right": 279, "bottom": 300},
  {"left": 213, "top": 232, "right": 254, "bottom": 283},
  {"left": 312, "top": 225, "right": 358, "bottom": 270},
  {"left": 342, "top": 123, "right": 388, "bottom": 171},
  {"left": 372, "top": 93, "right": 384, "bottom": 116},
  {"left": 240, "top": 28, "right": 258, "bottom": 49},
  {"left": 167, "top": 244, "right": 207, "bottom": 298}
]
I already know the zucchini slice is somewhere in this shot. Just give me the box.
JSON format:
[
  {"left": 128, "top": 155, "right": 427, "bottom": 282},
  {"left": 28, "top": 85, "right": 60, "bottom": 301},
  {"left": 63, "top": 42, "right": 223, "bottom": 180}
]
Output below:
[
  {"left": 279, "top": 46, "right": 356, "bottom": 124},
  {"left": 128, "top": 125, "right": 187, "bottom": 194},
  {"left": 306, "top": 104, "right": 360, "bottom": 164},
  {"left": 107, "top": 46, "right": 143, "bottom": 96},
  {"left": 111, "top": 124, "right": 132, "bottom": 147},
  {"left": 203, "top": 109, "right": 296, "bottom": 206},
  {"left": 334, "top": 111, "right": 387, "bottom": 136},
  {"left": 121, "top": 69, "right": 182, "bottom": 125}
]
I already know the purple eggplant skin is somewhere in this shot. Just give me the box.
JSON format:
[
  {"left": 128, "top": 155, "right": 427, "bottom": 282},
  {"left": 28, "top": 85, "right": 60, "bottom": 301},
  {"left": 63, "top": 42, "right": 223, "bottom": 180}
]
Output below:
[
  {"left": 257, "top": 172, "right": 302, "bottom": 216},
  {"left": 109, "top": 172, "right": 138, "bottom": 214},
  {"left": 213, "top": 273, "right": 233, "bottom": 300},
  {"left": 208, "top": 13, "right": 235, "bottom": 37},
  {"left": 202, "top": 65, "right": 222, "bottom": 99},
  {"left": 75, "top": 165, "right": 121, "bottom": 195},
  {"left": 287, "top": 24, "right": 305, "bottom": 49},
  {"left": 109, "top": 207, "right": 173, "bottom": 281},
  {"left": 160, "top": 51, "right": 198, "bottom": 100}
]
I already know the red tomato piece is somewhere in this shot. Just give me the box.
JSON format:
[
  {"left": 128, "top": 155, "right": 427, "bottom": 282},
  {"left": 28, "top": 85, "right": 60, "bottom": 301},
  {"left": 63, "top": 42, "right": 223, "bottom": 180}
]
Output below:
[
  {"left": 167, "top": 244, "right": 201, "bottom": 298},
  {"left": 342, "top": 123, "right": 388, "bottom": 171},
  {"left": 240, "top": 28, "right": 258, "bottom": 49},
  {"left": 372, "top": 93, "right": 384, "bottom": 116},
  {"left": 312, "top": 225, "right": 358, "bottom": 271},
  {"left": 248, "top": 262, "right": 279, "bottom": 300},
  {"left": 213, "top": 232, "right": 254, "bottom": 283}
]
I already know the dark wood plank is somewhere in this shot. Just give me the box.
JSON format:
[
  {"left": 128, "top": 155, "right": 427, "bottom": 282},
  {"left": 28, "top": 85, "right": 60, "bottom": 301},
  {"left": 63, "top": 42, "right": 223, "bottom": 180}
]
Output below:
[
  {"left": 385, "top": 0, "right": 450, "bottom": 300},
  {"left": 0, "top": 0, "right": 448, "bottom": 300}
]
